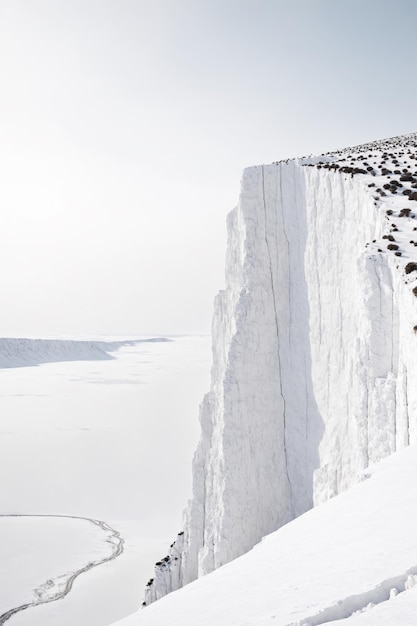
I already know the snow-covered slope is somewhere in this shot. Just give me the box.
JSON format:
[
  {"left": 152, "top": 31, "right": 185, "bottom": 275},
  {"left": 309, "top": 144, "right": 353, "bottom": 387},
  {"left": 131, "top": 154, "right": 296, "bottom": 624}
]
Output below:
[
  {"left": 0, "top": 337, "right": 168, "bottom": 368},
  {"left": 144, "top": 132, "right": 417, "bottom": 604},
  {"left": 118, "top": 445, "right": 417, "bottom": 626}
]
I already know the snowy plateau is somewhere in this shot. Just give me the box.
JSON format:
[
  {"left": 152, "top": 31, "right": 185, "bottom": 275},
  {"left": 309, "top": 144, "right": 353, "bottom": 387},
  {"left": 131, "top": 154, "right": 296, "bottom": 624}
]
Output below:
[{"left": 133, "top": 132, "right": 417, "bottom": 625}]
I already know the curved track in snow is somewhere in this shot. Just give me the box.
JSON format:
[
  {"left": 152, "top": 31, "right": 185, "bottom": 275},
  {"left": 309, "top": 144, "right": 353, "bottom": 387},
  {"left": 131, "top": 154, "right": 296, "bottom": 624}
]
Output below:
[{"left": 0, "top": 514, "right": 124, "bottom": 625}]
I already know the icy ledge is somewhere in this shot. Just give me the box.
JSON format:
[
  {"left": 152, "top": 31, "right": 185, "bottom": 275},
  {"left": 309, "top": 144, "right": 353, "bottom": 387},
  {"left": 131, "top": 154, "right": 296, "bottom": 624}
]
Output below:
[
  {"left": 0, "top": 337, "right": 169, "bottom": 368},
  {"left": 144, "top": 132, "right": 417, "bottom": 605}
]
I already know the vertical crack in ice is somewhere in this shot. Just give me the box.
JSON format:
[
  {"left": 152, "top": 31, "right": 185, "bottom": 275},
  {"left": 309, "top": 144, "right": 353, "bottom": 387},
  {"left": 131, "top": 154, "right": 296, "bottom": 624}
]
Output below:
[
  {"left": 405, "top": 367, "right": 410, "bottom": 446},
  {"left": 311, "top": 177, "right": 322, "bottom": 347},
  {"left": 202, "top": 463, "right": 207, "bottom": 574},
  {"left": 376, "top": 262, "right": 382, "bottom": 321},
  {"left": 364, "top": 372, "right": 370, "bottom": 468},
  {"left": 296, "top": 167, "right": 310, "bottom": 448},
  {"left": 279, "top": 167, "right": 295, "bottom": 516},
  {"left": 261, "top": 165, "right": 293, "bottom": 516},
  {"left": 391, "top": 285, "right": 399, "bottom": 451},
  {"left": 338, "top": 177, "right": 346, "bottom": 345},
  {"left": 391, "top": 287, "right": 394, "bottom": 375}
]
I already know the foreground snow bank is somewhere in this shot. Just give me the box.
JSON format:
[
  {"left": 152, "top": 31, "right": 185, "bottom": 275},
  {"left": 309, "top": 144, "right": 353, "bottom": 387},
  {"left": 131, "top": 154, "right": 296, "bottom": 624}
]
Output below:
[
  {"left": 0, "top": 337, "right": 169, "bottom": 368},
  {"left": 116, "top": 445, "right": 417, "bottom": 626}
]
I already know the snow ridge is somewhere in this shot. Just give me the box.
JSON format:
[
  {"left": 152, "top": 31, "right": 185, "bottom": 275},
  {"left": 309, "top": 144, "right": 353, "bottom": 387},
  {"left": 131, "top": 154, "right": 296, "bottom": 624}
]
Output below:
[
  {"left": 144, "top": 132, "right": 417, "bottom": 605},
  {"left": 0, "top": 337, "right": 169, "bottom": 369},
  {"left": 290, "top": 568, "right": 417, "bottom": 626}
]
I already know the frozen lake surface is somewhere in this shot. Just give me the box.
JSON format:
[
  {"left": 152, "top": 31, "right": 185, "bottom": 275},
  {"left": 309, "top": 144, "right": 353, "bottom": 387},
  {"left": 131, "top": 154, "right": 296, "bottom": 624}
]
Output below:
[{"left": 0, "top": 336, "right": 211, "bottom": 626}]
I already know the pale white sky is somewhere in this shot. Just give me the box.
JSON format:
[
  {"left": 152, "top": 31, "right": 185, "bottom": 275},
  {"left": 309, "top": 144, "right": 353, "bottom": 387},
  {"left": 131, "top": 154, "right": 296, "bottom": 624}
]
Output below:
[{"left": 1, "top": 0, "right": 416, "bottom": 336}]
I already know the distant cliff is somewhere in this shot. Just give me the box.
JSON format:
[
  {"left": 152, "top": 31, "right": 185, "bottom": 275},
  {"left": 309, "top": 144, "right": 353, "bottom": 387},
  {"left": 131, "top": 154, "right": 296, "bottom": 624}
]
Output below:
[
  {"left": 144, "top": 132, "right": 417, "bottom": 605},
  {"left": 0, "top": 337, "right": 169, "bottom": 368}
]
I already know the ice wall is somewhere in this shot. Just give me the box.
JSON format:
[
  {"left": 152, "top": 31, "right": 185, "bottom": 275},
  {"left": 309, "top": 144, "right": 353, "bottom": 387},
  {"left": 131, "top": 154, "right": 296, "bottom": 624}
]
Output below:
[{"left": 144, "top": 133, "right": 417, "bottom": 605}]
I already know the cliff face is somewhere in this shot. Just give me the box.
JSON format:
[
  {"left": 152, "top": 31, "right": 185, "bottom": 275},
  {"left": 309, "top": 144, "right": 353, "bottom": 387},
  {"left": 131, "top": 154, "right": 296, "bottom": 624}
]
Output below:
[{"left": 145, "top": 133, "right": 417, "bottom": 604}]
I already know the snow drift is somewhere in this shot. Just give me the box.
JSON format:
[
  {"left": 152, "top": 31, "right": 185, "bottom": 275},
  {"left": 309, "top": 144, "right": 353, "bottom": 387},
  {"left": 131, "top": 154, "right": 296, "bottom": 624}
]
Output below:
[
  {"left": 144, "top": 132, "right": 417, "bottom": 604},
  {"left": 0, "top": 337, "right": 169, "bottom": 369}
]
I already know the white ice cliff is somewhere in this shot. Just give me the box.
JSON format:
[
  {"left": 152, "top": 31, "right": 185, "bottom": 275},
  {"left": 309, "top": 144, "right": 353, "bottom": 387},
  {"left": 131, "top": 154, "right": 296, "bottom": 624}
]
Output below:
[{"left": 144, "top": 132, "right": 417, "bottom": 605}]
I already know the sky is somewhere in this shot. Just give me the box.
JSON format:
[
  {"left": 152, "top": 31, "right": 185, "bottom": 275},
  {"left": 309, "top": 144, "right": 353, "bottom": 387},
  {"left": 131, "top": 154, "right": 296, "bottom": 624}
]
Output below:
[{"left": 1, "top": 0, "right": 416, "bottom": 336}]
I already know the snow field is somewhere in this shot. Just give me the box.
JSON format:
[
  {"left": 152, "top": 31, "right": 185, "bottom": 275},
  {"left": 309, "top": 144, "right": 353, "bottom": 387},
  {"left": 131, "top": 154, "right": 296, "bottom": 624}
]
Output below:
[{"left": 0, "top": 337, "right": 211, "bottom": 626}]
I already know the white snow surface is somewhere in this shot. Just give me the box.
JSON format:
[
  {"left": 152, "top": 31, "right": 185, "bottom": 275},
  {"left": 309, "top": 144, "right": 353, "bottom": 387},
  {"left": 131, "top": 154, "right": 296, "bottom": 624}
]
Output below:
[
  {"left": 144, "top": 132, "right": 417, "bottom": 604},
  {"left": 115, "top": 444, "right": 417, "bottom": 626}
]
